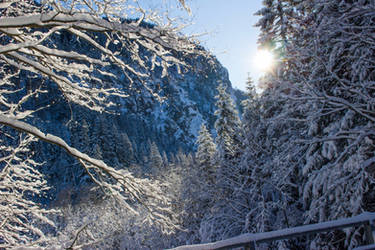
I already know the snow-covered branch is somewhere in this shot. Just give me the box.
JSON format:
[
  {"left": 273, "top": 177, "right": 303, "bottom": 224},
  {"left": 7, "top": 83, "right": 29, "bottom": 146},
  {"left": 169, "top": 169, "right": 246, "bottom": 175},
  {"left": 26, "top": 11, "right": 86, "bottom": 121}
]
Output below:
[
  {"left": 0, "top": 0, "right": 198, "bottom": 247},
  {"left": 0, "top": 0, "right": 203, "bottom": 111},
  {"left": 0, "top": 132, "right": 56, "bottom": 248},
  {"left": 0, "top": 114, "right": 178, "bottom": 229}
]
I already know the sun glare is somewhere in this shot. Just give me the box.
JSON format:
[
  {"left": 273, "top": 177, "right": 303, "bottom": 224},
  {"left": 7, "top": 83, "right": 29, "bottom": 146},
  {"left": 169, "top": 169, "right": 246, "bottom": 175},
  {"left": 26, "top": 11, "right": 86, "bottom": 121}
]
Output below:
[{"left": 253, "top": 49, "right": 275, "bottom": 72}]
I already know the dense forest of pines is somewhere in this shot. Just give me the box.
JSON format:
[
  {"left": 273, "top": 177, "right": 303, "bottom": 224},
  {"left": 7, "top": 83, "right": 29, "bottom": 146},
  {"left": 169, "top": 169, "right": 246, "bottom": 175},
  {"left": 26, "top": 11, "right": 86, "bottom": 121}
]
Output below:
[
  {"left": 180, "top": 1, "right": 375, "bottom": 248},
  {"left": 1, "top": 0, "right": 375, "bottom": 249}
]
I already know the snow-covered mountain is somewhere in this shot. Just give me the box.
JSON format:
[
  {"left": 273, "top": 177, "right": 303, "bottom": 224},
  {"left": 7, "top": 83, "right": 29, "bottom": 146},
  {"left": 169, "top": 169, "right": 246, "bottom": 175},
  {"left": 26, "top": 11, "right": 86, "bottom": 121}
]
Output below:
[{"left": 22, "top": 28, "right": 244, "bottom": 195}]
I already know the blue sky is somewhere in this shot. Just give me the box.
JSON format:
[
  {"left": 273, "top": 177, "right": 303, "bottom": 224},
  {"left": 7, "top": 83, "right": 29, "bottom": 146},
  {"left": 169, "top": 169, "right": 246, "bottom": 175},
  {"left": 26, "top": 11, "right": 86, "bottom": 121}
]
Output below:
[{"left": 186, "top": 1, "right": 264, "bottom": 91}]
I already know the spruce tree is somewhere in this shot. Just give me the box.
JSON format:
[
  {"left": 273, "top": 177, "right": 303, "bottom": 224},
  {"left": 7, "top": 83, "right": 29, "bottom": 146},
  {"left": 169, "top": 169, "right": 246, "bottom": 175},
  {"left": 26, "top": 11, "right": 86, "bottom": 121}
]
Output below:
[
  {"left": 214, "top": 83, "right": 242, "bottom": 167},
  {"left": 249, "top": 0, "right": 375, "bottom": 248},
  {"left": 117, "top": 133, "right": 135, "bottom": 168},
  {"left": 213, "top": 83, "right": 243, "bottom": 194},
  {"left": 200, "top": 83, "right": 244, "bottom": 241},
  {"left": 149, "top": 141, "right": 163, "bottom": 176},
  {"left": 196, "top": 123, "right": 216, "bottom": 185}
]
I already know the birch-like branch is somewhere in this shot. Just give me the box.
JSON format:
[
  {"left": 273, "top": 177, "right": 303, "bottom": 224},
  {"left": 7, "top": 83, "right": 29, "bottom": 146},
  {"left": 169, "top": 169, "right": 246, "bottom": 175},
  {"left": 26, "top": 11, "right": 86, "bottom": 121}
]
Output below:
[{"left": 0, "top": 114, "right": 179, "bottom": 230}]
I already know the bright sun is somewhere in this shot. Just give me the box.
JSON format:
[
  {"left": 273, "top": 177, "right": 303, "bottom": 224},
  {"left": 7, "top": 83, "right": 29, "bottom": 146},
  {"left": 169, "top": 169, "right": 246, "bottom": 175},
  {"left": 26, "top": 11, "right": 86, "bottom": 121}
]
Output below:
[{"left": 253, "top": 49, "right": 275, "bottom": 72}]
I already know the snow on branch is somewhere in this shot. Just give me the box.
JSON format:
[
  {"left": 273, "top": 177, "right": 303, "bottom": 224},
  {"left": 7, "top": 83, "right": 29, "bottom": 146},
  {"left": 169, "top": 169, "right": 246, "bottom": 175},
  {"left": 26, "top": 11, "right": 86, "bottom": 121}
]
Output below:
[
  {"left": 0, "top": 132, "right": 56, "bottom": 248},
  {"left": 0, "top": 114, "right": 178, "bottom": 230},
  {"left": 0, "top": 0, "right": 205, "bottom": 111},
  {"left": 0, "top": 2, "right": 197, "bottom": 244}
]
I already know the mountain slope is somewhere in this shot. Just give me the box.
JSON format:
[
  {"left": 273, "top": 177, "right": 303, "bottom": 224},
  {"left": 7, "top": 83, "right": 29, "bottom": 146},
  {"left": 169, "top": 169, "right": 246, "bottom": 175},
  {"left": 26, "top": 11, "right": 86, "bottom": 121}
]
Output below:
[{"left": 20, "top": 28, "right": 242, "bottom": 197}]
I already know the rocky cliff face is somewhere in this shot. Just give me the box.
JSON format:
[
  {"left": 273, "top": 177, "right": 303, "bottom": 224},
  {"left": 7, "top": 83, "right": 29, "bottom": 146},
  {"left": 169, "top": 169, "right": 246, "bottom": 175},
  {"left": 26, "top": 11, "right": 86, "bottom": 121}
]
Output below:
[{"left": 18, "top": 28, "right": 243, "bottom": 197}]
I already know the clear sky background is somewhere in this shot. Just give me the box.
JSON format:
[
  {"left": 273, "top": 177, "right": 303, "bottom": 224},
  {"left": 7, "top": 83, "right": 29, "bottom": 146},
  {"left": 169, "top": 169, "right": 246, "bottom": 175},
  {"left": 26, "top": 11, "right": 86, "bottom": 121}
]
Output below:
[{"left": 186, "top": 1, "right": 264, "bottom": 91}]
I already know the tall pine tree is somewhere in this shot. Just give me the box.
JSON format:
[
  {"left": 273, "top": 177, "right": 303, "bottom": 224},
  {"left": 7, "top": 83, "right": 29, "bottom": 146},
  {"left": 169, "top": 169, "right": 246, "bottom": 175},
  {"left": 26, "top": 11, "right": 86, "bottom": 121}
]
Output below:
[
  {"left": 196, "top": 123, "right": 216, "bottom": 186},
  {"left": 249, "top": 0, "right": 375, "bottom": 248},
  {"left": 149, "top": 141, "right": 163, "bottom": 176},
  {"left": 200, "top": 83, "right": 244, "bottom": 242},
  {"left": 214, "top": 83, "right": 242, "bottom": 168}
]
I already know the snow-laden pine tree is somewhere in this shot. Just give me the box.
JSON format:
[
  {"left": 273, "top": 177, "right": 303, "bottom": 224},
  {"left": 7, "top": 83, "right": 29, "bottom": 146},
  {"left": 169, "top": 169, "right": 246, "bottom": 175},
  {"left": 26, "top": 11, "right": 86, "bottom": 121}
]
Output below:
[
  {"left": 0, "top": 0, "right": 203, "bottom": 247},
  {"left": 255, "top": 0, "right": 299, "bottom": 69},
  {"left": 235, "top": 79, "right": 277, "bottom": 235},
  {"left": 214, "top": 83, "right": 243, "bottom": 172},
  {"left": 199, "top": 83, "right": 244, "bottom": 242},
  {"left": 213, "top": 83, "right": 243, "bottom": 199},
  {"left": 293, "top": 1, "right": 375, "bottom": 248},
  {"left": 256, "top": 0, "right": 287, "bottom": 47},
  {"left": 196, "top": 123, "right": 216, "bottom": 186},
  {"left": 118, "top": 132, "right": 135, "bottom": 168},
  {"left": 238, "top": 84, "right": 305, "bottom": 249},
  {"left": 175, "top": 152, "right": 204, "bottom": 245},
  {"left": 200, "top": 74, "right": 302, "bottom": 248},
  {"left": 149, "top": 141, "right": 163, "bottom": 176},
  {"left": 252, "top": 0, "right": 375, "bottom": 248}
]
